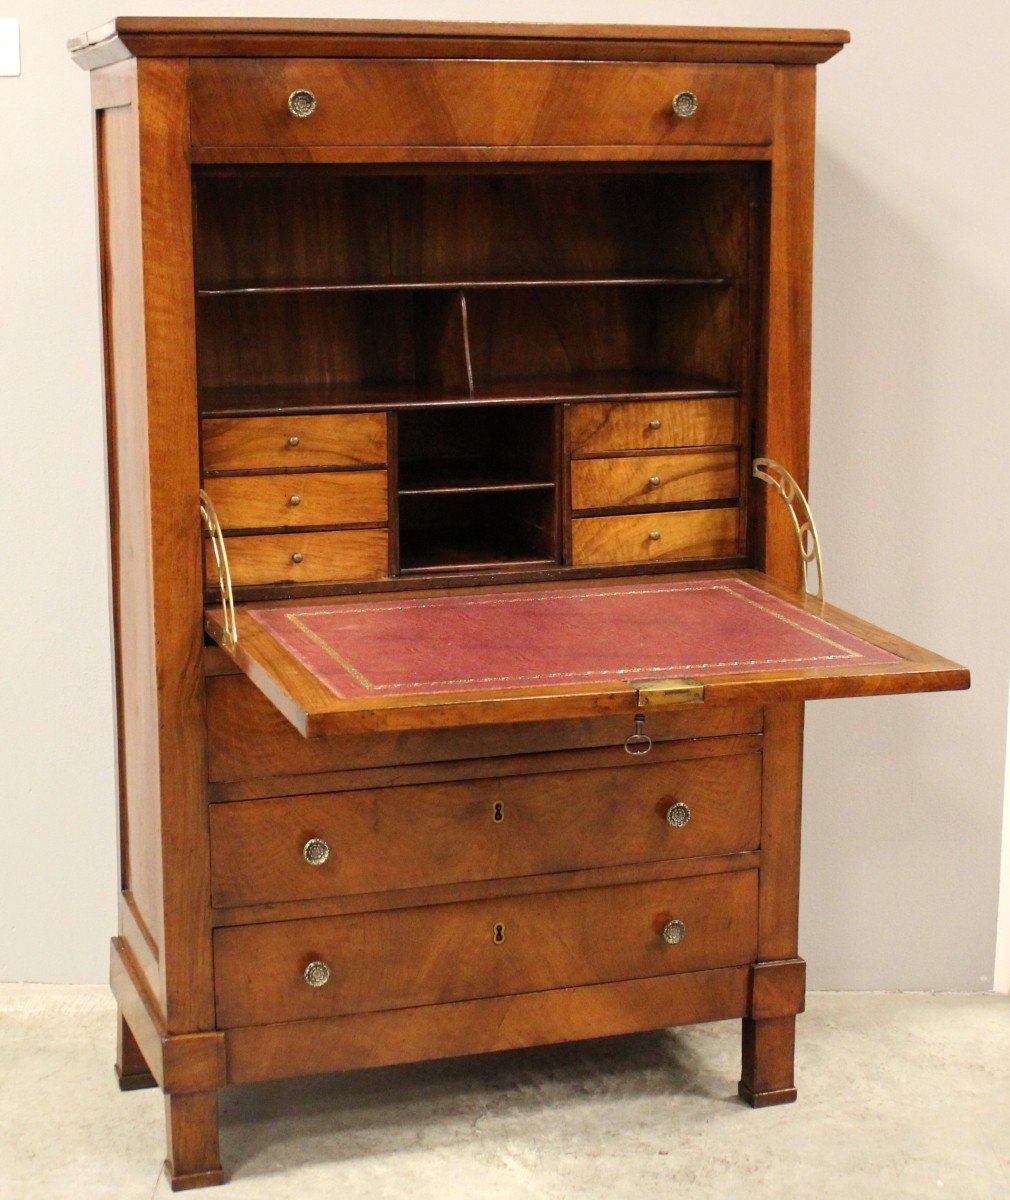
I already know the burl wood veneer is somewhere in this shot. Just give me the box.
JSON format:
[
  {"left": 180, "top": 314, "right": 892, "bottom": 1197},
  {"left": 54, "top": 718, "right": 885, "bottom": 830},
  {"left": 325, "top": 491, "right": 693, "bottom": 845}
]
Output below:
[{"left": 71, "top": 16, "right": 967, "bottom": 1190}]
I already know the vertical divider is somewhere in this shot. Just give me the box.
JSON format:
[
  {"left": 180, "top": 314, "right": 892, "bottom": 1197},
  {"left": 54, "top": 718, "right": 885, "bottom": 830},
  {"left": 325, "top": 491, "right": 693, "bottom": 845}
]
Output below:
[{"left": 458, "top": 289, "right": 475, "bottom": 399}]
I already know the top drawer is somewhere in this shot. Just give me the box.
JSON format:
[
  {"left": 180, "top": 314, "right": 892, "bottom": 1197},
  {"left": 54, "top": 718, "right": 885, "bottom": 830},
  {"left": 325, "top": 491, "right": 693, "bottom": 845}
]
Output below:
[{"left": 189, "top": 60, "right": 774, "bottom": 149}]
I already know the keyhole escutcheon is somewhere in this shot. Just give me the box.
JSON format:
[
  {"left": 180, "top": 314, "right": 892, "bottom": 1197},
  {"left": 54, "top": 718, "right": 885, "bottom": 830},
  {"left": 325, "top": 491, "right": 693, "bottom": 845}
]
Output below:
[
  {"left": 493, "top": 922, "right": 506, "bottom": 944},
  {"left": 493, "top": 801, "right": 505, "bottom": 823}
]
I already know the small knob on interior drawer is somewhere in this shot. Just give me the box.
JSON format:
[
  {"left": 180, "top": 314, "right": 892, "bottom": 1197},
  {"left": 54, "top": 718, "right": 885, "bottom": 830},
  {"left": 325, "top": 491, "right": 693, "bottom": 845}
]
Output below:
[
  {"left": 649, "top": 476, "right": 662, "bottom": 488},
  {"left": 288, "top": 89, "right": 317, "bottom": 119},
  {"left": 303, "top": 837, "right": 329, "bottom": 865},
  {"left": 662, "top": 920, "right": 687, "bottom": 946},
  {"left": 292, "top": 552, "right": 304, "bottom": 564},
  {"left": 649, "top": 530, "right": 662, "bottom": 542},
  {"left": 303, "top": 960, "right": 331, "bottom": 987},
  {"left": 672, "top": 91, "right": 699, "bottom": 118},
  {"left": 649, "top": 419, "right": 662, "bottom": 430},
  {"left": 666, "top": 802, "right": 692, "bottom": 828},
  {"left": 288, "top": 435, "right": 301, "bottom": 447},
  {"left": 289, "top": 494, "right": 301, "bottom": 506}
]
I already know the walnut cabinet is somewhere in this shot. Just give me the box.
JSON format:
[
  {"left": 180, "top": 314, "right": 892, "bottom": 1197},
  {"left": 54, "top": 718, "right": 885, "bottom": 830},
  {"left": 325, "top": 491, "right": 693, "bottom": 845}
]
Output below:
[{"left": 70, "top": 18, "right": 968, "bottom": 1190}]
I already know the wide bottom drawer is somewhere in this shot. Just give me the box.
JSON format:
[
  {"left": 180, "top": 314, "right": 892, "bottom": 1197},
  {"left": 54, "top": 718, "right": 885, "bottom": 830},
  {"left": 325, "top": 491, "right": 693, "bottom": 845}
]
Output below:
[{"left": 213, "top": 869, "right": 758, "bottom": 1028}]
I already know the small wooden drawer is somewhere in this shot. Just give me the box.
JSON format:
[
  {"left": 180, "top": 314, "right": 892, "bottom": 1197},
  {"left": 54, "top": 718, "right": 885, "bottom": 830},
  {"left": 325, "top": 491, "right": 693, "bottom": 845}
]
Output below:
[
  {"left": 570, "top": 398, "right": 739, "bottom": 457},
  {"left": 572, "top": 508, "right": 740, "bottom": 566},
  {"left": 202, "top": 469, "right": 387, "bottom": 531},
  {"left": 209, "top": 752, "right": 762, "bottom": 907},
  {"left": 209, "top": 529, "right": 388, "bottom": 588},
  {"left": 189, "top": 60, "right": 773, "bottom": 149},
  {"left": 213, "top": 869, "right": 759, "bottom": 1026},
  {"left": 571, "top": 450, "right": 739, "bottom": 511},
  {"left": 202, "top": 413, "right": 387, "bottom": 473}
]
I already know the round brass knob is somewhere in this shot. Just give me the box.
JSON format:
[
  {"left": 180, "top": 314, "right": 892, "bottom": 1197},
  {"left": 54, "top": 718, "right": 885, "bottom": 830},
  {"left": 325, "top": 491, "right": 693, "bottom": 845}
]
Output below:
[
  {"left": 662, "top": 919, "right": 687, "bottom": 946},
  {"left": 303, "top": 837, "right": 329, "bottom": 865},
  {"left": 649, "top": 476, "right": 662, "bottom": 488},
  {"left": 672, "top": 91, "right": 699, "bottom": 119},
  {"left": 666, "top": 802, "right": 692, "bottom": 828},
  {"left": 291, "top": 551, "right": 304, "bottom": 564},
  {"left": 288, "top": 435, "right": 301, "bottom": 447},
  {"left": 304, "top": 960, "right": 331, "bottom": 987},
  {"left": 289, "top": 494, "right": 301, "bottom": 506},
  {"left": 288, "top": 89, "right": 317, "bottom": 119},
  {"left": 649, "top": 530, "right": 662, "bottom": 542},
  {"left": 649, "top": 419, "right": 662, "bottom": 430}
]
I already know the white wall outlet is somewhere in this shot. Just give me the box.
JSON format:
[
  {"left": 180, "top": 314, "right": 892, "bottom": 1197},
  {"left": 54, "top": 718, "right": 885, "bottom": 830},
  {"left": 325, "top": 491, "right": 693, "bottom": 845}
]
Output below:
[{"left": 0, "top": 19, "right": 21, "bottom": 77}]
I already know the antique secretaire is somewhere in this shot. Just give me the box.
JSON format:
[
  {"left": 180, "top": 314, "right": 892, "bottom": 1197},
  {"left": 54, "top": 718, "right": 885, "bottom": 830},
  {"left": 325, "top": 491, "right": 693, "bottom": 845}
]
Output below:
[{"left": 70, "top": 17, "right": 968, "bottom": 1190}]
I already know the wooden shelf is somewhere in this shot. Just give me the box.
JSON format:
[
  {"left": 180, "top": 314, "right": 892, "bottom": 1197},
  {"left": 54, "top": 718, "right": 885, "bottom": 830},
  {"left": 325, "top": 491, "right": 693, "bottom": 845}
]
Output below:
[
  {"left": 399, "top": 459, "right": 555, "bottom": 496},
  {"left": 197, "top": 274, "right": 732, "bottom": 297},
  {"left": 399, "top": 533, "right": 557, "bottom": 574},
  {"left": 200, "top": 374, "right": 740, "bottom": 418}
]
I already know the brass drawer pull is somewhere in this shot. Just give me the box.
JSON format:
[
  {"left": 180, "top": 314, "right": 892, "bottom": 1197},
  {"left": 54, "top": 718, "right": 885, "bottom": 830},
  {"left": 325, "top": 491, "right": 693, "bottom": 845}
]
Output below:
[
  {"left": 649, "top": 530, "right": 662, "bottom": 542},
  {"left": 648, "top": 475, "right": 662, "bottom": 488},
  {"left": 303, "top": 837, "right": 330, "bottom": 866},
  {"left": 662, "top": 919, "right": 687, "bottom": 945},
  {"left": 666, "top": 802, "right": 692, "bottom": 828},
  {"left": 672, "top": 91, "right": 699, "bottom": 118},
  {"left": 287, "top": 435, "right": 301, "bottom": 447},
  {"left": 288, "top": 89, "right": 317, "bottom": 119},
  {"left": 303, "top": 960, "right": 331, "bottom": 987},
  {"left": 648, "top": 419, "right": 662, "bottom": 430},
  {"left": 291, "top": 552, "right": 304, "bottom": 564},
  {"left": 289, "top": 494, "right": 301, "bottom": 506}
]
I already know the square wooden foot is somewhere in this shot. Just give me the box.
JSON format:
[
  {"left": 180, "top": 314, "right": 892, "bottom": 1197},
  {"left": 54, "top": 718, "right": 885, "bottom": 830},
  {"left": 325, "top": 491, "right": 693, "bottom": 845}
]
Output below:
[
  {"left": 165, "top": 1091, "right": 224, "bottom": 1191},
  {"left": 738, "top": 1014, "right": 797, "bottom": 1107},
  {"left": 116, "top": 1010, "right": 157, "bottom": 1091}
]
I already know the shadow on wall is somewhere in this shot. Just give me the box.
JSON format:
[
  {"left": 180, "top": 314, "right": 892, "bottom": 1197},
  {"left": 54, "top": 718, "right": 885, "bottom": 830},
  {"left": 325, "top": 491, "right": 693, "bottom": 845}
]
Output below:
[{"left": 800, "top": 143, "right": 1008, "bottom": 992}]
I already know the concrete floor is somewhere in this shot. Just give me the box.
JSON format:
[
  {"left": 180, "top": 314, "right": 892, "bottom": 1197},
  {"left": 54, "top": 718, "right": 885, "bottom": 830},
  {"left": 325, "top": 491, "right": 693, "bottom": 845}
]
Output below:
[{"left": 0, "top": 986, "right": 1007, "bottom": 1199}]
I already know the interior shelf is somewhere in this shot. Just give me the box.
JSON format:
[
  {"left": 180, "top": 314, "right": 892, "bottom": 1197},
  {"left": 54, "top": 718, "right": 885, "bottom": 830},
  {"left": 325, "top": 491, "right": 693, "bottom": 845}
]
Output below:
[
  {"left": 398, "top": 459, "right": 557, "bottom": 496},
  {"left": 197, "top": 274, "right": 732, "bottom": 297},
  {"left": 200, "top": 374, "right": 740, "bottom": 418}
]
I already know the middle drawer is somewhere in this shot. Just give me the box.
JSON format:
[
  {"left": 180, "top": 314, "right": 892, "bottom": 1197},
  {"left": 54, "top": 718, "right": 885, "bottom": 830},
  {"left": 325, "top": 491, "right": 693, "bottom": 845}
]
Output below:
[
  {"left": 203, "top": 468, "right": 388, "bottom": 531},
  {"left": 209, "top": 752, "right": 761, "bottom": 907},
  {"left": 571, "top": 449, "right": 739, "bottom": 511}
]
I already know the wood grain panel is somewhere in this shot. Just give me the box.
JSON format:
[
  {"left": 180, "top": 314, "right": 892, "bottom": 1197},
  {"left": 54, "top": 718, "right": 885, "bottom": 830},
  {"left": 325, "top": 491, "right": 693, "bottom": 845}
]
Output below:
[
  {"left": 570, "top": 397, "right": 738, "bottom": 456},
  {"left": 209, "top": 752, "right": 762, "bottom": 906},
  {"left": 202, "top": 413, "right": 387, "bottom": 472},
  {"left": 205, "top": 670, "right": 764, "bottom": 783},
  {"left": 571, "top": 449, "right": 739, "bottom": 510},
  {"left": 213, "top": 869, "right": 759, "bottom": 1026},
  {"left": 203, "top": 469, "right": 387, "bottom": 530},
  {"left": 211, "top": 529, "right": 388, "bottom": 587},
  {"left": 572, "top": 509, "right": 740, "bottom": 566},
  {"left": 190, "top": 59, "right": 772, "bottom": 149}
]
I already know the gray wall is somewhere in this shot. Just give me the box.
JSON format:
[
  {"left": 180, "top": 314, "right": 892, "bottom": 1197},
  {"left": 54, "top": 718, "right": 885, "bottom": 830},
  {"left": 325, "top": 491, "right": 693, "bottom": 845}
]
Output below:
[{"left": 2, "top": 1, "right": 1006, "bottom": 989}]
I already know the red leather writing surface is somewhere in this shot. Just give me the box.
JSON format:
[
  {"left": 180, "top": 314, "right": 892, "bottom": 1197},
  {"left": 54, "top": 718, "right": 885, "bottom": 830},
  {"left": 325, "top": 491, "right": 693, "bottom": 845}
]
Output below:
[{"left": 248, "top": 579, "right": 900, "bottom": 700}]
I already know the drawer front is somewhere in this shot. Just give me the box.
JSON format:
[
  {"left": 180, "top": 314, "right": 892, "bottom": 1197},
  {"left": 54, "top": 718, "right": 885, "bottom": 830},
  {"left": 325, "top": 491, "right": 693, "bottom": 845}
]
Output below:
[
  {"left": 571, "top": 450, "right": 739, "bottom": 511},
  {"left": 203, "top": 469, "right": 387, "bottom": 531},
  {"left": 202, "top": 413, "right": 387, "bottom": 473},
  {"left": 206, "top": 673, "right": 765, "bottom": 784},
  {"left": 209, "top": 752, "right": 762, "bottom": 907},
  {"left": 210, "top": 529, "right": 388, "bottom": 588},
  {"left": 572, "top": 508, "right": 741, "bottom": 566},
  {"left": 214, "top": 869, "right": 759, "bottom": 1026},
  {"left": 570, "top": 398, "right": 739, "bottom": 457},
  {"left": 190, "top": 60, "right": 773, "bottom": 149}
]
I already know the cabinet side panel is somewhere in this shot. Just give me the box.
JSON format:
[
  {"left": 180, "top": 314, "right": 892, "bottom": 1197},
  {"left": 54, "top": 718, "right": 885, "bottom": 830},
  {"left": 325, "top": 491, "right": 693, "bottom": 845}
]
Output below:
[
  {"left": 96, "top": 77, "right": 165, "bottom": 992},
  {"left": 136, "top": 58, "right": 215, "bottom": 1033},
  {"left": 759, "top": 65, "right": 816, "bottom": 588}
]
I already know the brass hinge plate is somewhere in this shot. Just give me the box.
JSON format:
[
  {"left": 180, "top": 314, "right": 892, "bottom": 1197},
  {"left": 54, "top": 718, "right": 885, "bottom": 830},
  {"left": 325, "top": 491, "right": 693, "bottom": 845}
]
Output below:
[{"left": 630, "top": 678, "right": 705, "bottom": 707}]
